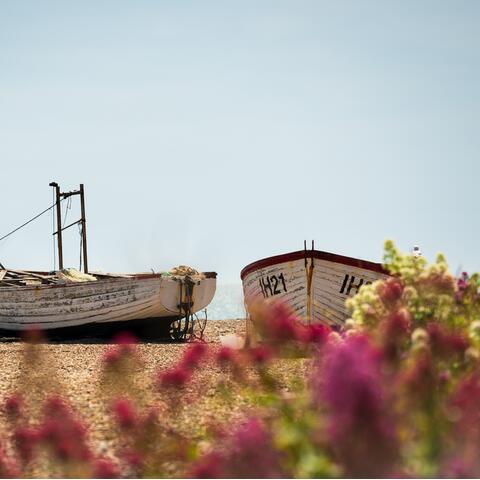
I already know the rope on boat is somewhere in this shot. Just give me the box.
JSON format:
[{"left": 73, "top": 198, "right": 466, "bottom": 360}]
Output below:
[{"left": 0, "top": 200, "right": 63, "bottom": 243}]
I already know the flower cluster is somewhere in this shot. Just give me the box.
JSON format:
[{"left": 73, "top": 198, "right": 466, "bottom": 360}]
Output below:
[
  {"left": 0, "top": 241, "right": 479, "bottom": 478},
  {"left": 158, "top": 342, "right": 208, "bottom": 388}
]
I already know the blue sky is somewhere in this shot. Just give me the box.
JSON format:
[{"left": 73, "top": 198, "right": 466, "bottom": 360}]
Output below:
[{"left": 0, "top": 1, "right": 478, "bottom": 283}]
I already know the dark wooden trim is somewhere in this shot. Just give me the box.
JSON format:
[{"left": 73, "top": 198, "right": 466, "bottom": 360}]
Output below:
[{"left": 240, "top": 250, "right": 388, "bottom": 280}]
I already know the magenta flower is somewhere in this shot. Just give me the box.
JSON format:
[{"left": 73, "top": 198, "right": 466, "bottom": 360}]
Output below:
[
  {"left": 158, "top": 366, "right": 191, "bottom": 388},
  {"left": 250, "top": 300, "right": 303, "bottom": 345},
  {"left": 380, "top": 309, "right": 412, "bottom": 363},
  {"left": 38, "top": 397, "right": 91, "bottom": 462},
  {"left": 190, "top": 417, "right": 287, "bottom": 478},
  {"left": 266, "top": 301, "right": 302, "bottom": 343},
  {"left": 102, "top": 332, "right": 139, "bottom": 367},
  {"left": 13, "top": 427, "right": 40, "bottom": 463},
  {"left": 189, "top": 452, "right": 223, "bottom": 478},
  {"left": 124, "top": 449, "right": 144, "bottom": 468},
  {"left": 102, "top": 348, "right": 121, "bottom": 366},
  {"left": 298, "top": 323, "right": 331, "bottom": 344},
  {"left": 426, "top": 322, "right": 468, "bottom": 358},
  {"left": 440, "top": 375, "right": 480, "bottom": 476},
  {"left": 0, "top": 446, "right": 19, "bottom": 478},
  {"left": 140, "top": 407, "right": 158, "bottom": 429},
  {"left": 249, "top": 345, "right": 273, "bottom": 364},
  {"left": 111, "top": 398, "right": 137, "bottom": 430},
  {"left": 216, "top": 346, "right": 235, "bottom": 364},
  {"left": 314, "top": 335, "right": 398, "bottom": 477},
  {"left": 181, "top": 342, "right": 207, "bottom": 370},
  {"left": 379, "top": 278, "right": 404, "bottom": 305},
  {"left": 93, "top": 457, "right": 121, "bottom": 478},
  {"left": 449, "top": 374, "right": 480, "bottom": 437},
  {"left": 457, "top": 272, "right": 469, "bottom": 291},
  {"left": 112, "top": 331, "right": 138, "bottom": 345},
  {"left": 43, "top": 394, "right": 69, "bottom": 417},
  {"left": 3, "top": 393, "right": 23, "bottom": 418},
  {"left": 385, "top": 309, "right": 412, "bottom": 337}
]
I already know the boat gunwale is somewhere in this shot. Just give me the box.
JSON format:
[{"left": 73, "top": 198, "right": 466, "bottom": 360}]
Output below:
[
  {"left": 240, "top": 250, "right": 388, "bottom": 280},
  {"left": 0, "top": 271, "right": 217, "bottom": 293}
]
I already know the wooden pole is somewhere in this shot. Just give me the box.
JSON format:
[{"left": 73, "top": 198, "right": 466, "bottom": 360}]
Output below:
[
  {"left": 50, "top": 182, "right": 64, "bottom": 270},
  {"left": 79, "top": 184, "right": 88, "bottom": 274}
]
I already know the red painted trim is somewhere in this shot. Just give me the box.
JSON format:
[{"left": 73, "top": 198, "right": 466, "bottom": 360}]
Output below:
[{"left": 240, "top": 250, "right": 388, "bottom": 280}]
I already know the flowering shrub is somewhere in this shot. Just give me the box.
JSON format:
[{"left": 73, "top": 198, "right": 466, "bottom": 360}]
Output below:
[{"left": 0, "top": 241, "right": 479, "bottom": 478}]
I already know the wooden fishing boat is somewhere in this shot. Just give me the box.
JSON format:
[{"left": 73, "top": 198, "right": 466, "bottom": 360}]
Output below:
[
  {"left": 241, "top": 242, "right": 388, "bottom": 328},
  {"left": 0, "top": 268, "right": 217, "bottom": 338},
  {"left": 0, "top": 182, "right": 217, "bottom": 339}
]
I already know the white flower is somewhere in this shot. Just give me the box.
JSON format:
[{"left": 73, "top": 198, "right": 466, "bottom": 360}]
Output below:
[{"left": 412, "top": 328, "right": 429, "bottom": 345}]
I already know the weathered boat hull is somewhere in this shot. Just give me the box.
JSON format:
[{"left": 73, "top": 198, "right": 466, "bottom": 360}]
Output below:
[
  {"left": 0, "top": 273, "right": 216, "bottom": 331},
  {"left": 241, "top": 250, "right": 388, "bottom": 327}
]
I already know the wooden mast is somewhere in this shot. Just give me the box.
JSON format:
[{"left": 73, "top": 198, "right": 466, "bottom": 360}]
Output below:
[
  {"left": 79, "top": 184, "right": 88, "bottom": 274},
  {"left": 49, "top": 182, "right": 64, "bottom": 270},
  {"left": 50, "top": 182, "right": 89, "bottom": 274}
]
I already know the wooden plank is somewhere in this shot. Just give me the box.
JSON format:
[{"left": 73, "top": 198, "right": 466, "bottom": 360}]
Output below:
[
  {"left": 89, "top": 271, "right": 131, "bottom": 278},
  {"left": 0, "top": 270, "right": 6, "bottom": 281},
  {"left": 6, "top": 269, "right": 56, "bottom": 281},
  {"left": 0, "top": 282, "right": 21, "bottom": 287}
]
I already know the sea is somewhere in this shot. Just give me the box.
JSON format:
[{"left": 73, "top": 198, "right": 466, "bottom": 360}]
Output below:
[{"left": 206, "top": 283, "right": 245, "bottom": 320}]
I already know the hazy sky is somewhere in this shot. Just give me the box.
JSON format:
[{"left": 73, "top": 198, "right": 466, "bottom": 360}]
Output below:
[{"left": 0, "top": 1, "right": 478, "bottom": 283}]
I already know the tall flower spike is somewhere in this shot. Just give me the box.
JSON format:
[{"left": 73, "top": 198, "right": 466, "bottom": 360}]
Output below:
[
  {"left": 315, "top": 335, "right": 398, "bottom": 477},
  {"left": 158, "top": 366, "right": 191, "bottom": 388},
  {"left": 111, "top": 397, "right": 137, "bottom": 430},
  {"left": 181, "top": 342, "right": 207, "bottom": 371},
  {"left": 93, "top": 457, "right": 121, "bottom": 479}
]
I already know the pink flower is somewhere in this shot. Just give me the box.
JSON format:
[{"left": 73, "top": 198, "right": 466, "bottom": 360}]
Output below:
[
  {"left": 426, "top": 323, "right": 468, "bottom": 358},
  {"left": 189, "top": 417, "right": 287, "bottom": 478},
  {"left": 438, "top": 370, "right": 451, "bottom": 385},
  {"left": 13, "top": 427, "right": 40, "bottom": 462},
  {"left": 0, "top": 447, "right": 19, "bottom": 478},
  {"left": 103, "top": 332, "right": 139, "bottom": 367},
  {"left": 313, "top": 335, "right": 398, "bottom": 477},
  {"left": 449, "top": 374, "right": 480, "bottom": 436},
  {"left": 380, "top": 309, "right": 412, "bottom": 362},
  {"left": 158, "top": 366, "right": 191, "bottom": 388},
  {"left": 298, "top": 324, "right": 331, "bottom": 344},
  {"left": 457, "top": 272, "right": 469, "bottom": 292},
  {"left": 112, "top": 331, "right": 138, "bottom": 345},
  {"left": 254, "top": 301, "right": 303, "bottom": 345},
  {"left": 181, "top": 342, "right": 207, "bottom": 370},
  {"left": 93, "top": 457, "right": 121, "bottom": 478},
  {"left": 386, "top": 309, "right": 411, "bottom": 336},
  {"left": 440, "top": 375, "right": 480, "bottom": 476},
  {"left": 401, "top": 350, "right": 437, "bottom": 404},
  {"left": 111, "top": 398, "right": 137, "bottom": 429},
  {"left": 4, "top": 393, "right": 23, "bottom": 418},
  {"left": 39, "top": 401, "right": 91, "bottom": 462},
  {"left": 442, "top": 458, "right": 474, "bottom": 478},
  {"left": 43, "top": 395, "right": 69, "bottom": 417},
  {"left": 189, "top": 452, "right": 223, "bottom": 478},
  {"left": 124, "top": 449, "right": 144, "bottom": 468},
  {"left": 216, "top": 346, "right": 235, "bottom": 364},
  {"left": 249, "top": 345, "right": 272, "bottom": 364},
  {"left": 268, "top": 302, "right": 302, "bottom": 342},
  {"left": 379, "top": 278, "right": 404, "bottom": 305},
  {"left": 140, "top": 407, "right": 158, "bottom": 429},
  {"left": 102, "top": 348, "right": 121, "bottom": 366}
]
